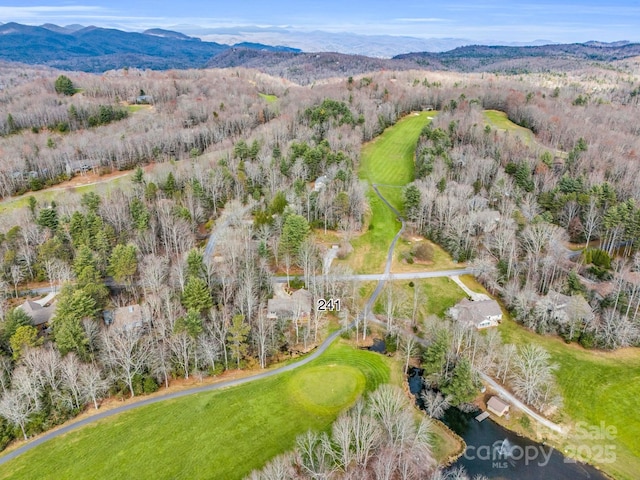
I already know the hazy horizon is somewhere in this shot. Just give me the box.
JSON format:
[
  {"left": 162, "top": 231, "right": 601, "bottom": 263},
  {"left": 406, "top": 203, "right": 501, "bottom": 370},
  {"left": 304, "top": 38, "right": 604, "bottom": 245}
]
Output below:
[{"left": 0, "top": 1, "right": 639, "bottom": 45}]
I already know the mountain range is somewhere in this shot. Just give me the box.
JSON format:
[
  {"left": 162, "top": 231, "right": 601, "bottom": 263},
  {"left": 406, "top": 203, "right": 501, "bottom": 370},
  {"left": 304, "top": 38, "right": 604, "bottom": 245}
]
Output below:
[
  {"left": 187, "top": 25, "right": 553, "bottom": 58},
  {"left": 0, "top": 22, "right": 299, "bottom": 71},
  {"left": 0, "top": 22, "right": 638, "bottom": 77}
]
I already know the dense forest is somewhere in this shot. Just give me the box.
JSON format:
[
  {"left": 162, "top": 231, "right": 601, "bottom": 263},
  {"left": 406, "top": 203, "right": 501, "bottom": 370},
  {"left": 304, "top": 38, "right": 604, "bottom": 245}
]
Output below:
[{"left": 0, "top": 57, "right": 638, "bottom": 467}]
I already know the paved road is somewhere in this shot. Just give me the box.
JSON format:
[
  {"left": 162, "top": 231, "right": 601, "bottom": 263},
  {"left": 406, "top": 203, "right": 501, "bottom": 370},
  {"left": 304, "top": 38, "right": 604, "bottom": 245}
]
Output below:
[
  {"left": 478, "top": 373, "right": 565, "bottom": 434},
  {"left": 0, "top": 327, "right": 346, "bottom": 466},
  {"left": 272, "top": 268, "right": 473, "bottom": 283},
  {"left": 361, "top": 184, "right": 407, "bottom": 325},
  {"left": 26, "top": 269, "right": 475, "bottom": 298},
  {"left": 5, "top": 183, "right": 538, "bottom": 467}
]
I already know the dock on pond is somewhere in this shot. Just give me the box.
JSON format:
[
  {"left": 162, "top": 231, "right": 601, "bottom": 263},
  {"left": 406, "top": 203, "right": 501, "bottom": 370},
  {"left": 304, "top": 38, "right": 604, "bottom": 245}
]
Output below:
[{"left": 475, "top": 411, "right": 490, "bottom": 422}]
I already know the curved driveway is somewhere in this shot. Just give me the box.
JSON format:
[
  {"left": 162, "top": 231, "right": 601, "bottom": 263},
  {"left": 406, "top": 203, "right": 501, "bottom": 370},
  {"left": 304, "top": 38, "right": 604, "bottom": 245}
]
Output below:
[
  {"left": 365, "top": 184, "right": 406, "bottom": 315},
  {"left": 3, "top": 180, "right": 564, "bottom": 468}
]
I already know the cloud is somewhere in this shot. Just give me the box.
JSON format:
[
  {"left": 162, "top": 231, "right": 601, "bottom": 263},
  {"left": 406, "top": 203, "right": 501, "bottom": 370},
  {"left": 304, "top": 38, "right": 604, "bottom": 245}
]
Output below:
[
  {"left": 0, "top": 5, "right": 104, "bottom": 15},
  {"left": 394, "top": 18, "right": 448, "bottom": 23}
]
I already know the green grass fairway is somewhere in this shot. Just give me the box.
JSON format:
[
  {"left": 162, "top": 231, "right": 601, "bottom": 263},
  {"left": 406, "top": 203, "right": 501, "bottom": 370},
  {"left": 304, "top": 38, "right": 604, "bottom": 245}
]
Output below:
[
  {"left": 456, "top": 271, "right": 640, "bottom": 480},
  {"left": 360, "top": 111, "right": 436, "bottom": 187},
  {"left": 259, "top": 93, "right": 278, "bottom": 102},
  {"left": 288, "top": 365, "right": 365, "bottom": 415},
  {"left": 484, "top": 109, "right": 533, "bottom": 142},
  {"left": 345, "top": 112, "right": 435, "bottom": 273},
  {"left": 0, "top": 173, "right": 132, "bottom": 214},
  {"left": 0, "top": 342, "right": 392, "bottom": 480},
  {"left": 500, "top": 319, "right": 640, "bottom": 480},
  {"left": 458, "top": 273, "right": 640, "bottom": 479},
  {"left": 126, "top": 104, "right": 151, "bottom": 113}
]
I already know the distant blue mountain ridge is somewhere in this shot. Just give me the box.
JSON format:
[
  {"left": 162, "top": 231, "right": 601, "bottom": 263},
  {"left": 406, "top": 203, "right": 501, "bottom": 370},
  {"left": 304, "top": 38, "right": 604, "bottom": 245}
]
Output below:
[
  {"left": 0, "top": 22, "right": 637, "bottom": 74},
  {"left": 0, "top": 22, "right": 300, "bottom": 71}
]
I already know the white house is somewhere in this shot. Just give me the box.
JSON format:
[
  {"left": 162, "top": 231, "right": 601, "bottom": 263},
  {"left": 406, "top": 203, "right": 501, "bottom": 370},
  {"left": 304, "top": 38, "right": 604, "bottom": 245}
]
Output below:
[{"left": 449, "top": 298, "right": 503, "bottom": 329}]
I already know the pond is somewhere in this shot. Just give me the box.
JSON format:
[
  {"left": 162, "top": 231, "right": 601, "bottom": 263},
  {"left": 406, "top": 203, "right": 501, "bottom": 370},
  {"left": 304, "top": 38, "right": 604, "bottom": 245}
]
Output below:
[{"left": 408, "top": 369, "right": 609, "bottom": 480}]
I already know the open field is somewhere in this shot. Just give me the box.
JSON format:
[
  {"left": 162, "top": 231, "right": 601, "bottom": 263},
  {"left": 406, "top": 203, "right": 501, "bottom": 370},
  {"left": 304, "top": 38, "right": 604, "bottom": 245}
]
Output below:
[
  {"left": 373, "top": 277, "right": 467, "bottom": 321},
  {"left": 484, "top": 109, "right": 568, "bottom": 158},
  {"left": 0, "top": 342, "right": 394, "bottom": 480},
  {"left": 391, "top": 236, "right": 463, "bottom": 273},
  {"left": 259, "top": 93, "right": 278, "bottom": 102},
  {"left": 359, "top": 111, "right": 437, "bottom": 187},
  {"left": 346, "top": 186, "right": 403, "bottom": 273},
  {"left": 0, "top": 170, "right": 133, "bottom": 213},
  {"left": 126, "top": 104, "right": 153, "bottom": 113},
  {"left": 416, "top": 277, "right": 467, "bottom": 318}
]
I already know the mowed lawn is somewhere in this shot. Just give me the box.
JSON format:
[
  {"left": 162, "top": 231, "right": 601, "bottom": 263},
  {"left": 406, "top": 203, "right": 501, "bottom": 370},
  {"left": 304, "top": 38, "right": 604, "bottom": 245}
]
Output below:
[
  {"left": 500, "top": 319, "right": 640, "bottom": 480},
  {"left": 346, "top": 112, "right": 436, "bottom": 273},
  {"left": 484, "top": 109, "right": 534, "bottom": 142},
  {"left": 359, "top": 112, "right": 436, "bottom": 187},
  {"left": 374, "top": 277, "right": 467, "bottom": 320},
  {"left": 461, "top": 274, "right": 640, "bottom": 478},
  {"left": 0, "top": 342, "right": 393, "bottom": 480}
]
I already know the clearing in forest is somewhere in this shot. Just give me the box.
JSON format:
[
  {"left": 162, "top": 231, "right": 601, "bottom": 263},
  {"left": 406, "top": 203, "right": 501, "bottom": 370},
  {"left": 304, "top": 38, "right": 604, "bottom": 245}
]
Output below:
[
  {"left": 484, "top": 109, "right": 534, "bottom": 142},
  {"left": 259, "top": 93, "right": 278, "bottom": 102},
  {"left": 373, "top": 277, "right": 468, "bottom": 321},
  {"left": 0, "top": 342, "right": 394, "bottom": 480},
  {"left": 343, "top": 111, "right": 436, "bottom": 273}
]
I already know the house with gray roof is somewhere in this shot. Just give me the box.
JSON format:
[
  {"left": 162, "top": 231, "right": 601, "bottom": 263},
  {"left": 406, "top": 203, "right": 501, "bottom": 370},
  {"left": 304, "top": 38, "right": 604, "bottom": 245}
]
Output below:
[
  {"left": 103, "top": 304, "right": 146, "bottom": 332},
  {"left": 313, "top": 175, "right": 330, "bottom": 192},
  {"left": 267, "top": 288, "right": 313, "bottom": 321},
  {"left": 487, "top": 396, "right": 510, "bottom": 417},
  {"left": 17, "top": 294, "right": 57, "bottom": 330},
  {"left": 449, "top": 298, "right": 502, "bottom": 329},
  {"left": 540, "top": 290, "right": 593, "bottom": 324}
]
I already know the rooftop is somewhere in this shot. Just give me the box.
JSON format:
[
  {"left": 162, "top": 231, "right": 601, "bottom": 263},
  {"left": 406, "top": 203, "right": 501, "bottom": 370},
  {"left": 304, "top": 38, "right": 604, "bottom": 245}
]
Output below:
[
  {"left": 487, "top": 396, "right": 510, "bottom": 416},
  {"left": 104, "top": 304, "right": 145, "bottom": 331},
  {"left": 267, "top": 288, "right": 313, "bottom": 318},
  {"left": 450, "top": 298, "right": 502, "bottom": 326},
  {"left": 17, "top": 296, "right": 57, "bottom": 326}
]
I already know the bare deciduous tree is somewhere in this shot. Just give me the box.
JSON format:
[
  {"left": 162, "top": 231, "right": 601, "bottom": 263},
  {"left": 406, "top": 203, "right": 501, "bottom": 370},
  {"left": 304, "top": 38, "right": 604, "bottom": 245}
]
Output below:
[
  {"left": 421, "top": 389, "right": 451, "bottom": 420},
  {"left": 0, "top": 388, "right": 39, "bottom": 440},
  {"left": 101, "top": 329, "right": 152, "bottom": 397},
  {"left": 509, "top": 344, "right": 558, "bottom": 410}
]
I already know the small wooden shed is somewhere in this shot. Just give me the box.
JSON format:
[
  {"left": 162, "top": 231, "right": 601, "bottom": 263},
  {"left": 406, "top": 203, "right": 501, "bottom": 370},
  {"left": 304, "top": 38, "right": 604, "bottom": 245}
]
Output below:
[{"left": 487, "top": 396, "right": 510, "bottom": 417}]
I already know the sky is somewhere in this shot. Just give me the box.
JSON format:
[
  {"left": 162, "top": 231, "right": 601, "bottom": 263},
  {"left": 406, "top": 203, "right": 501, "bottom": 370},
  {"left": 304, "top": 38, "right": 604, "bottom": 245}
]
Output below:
[{"left": 1, "top": 1, "right": 639, "bottom": 43}]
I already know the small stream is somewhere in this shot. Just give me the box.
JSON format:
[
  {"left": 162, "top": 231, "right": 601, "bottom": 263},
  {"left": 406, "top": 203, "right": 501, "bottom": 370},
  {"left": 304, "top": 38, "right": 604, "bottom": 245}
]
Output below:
[{"left": 408, "top": 369, "right": 609, "bottom": 479}]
